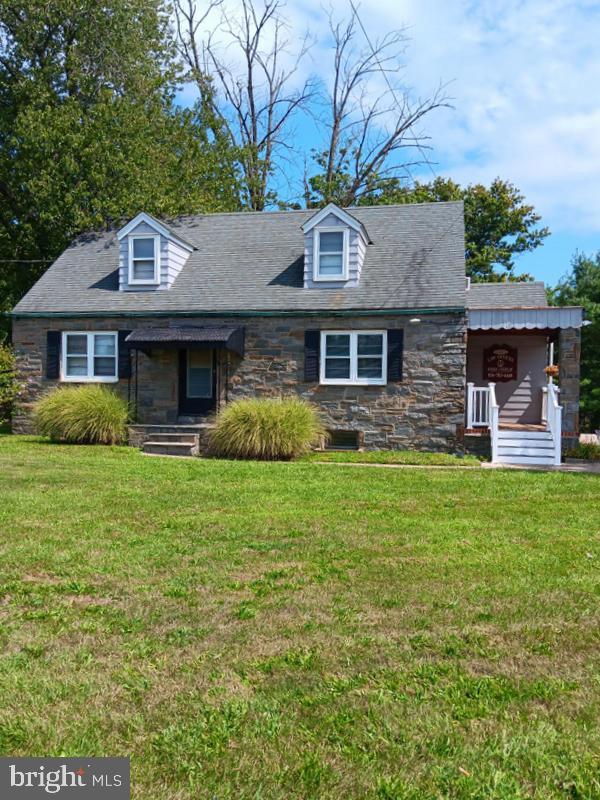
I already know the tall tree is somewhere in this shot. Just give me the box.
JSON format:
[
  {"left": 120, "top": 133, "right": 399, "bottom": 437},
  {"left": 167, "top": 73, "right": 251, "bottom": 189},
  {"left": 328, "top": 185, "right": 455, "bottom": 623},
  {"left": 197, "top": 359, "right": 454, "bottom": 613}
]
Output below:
[
  {"left": 174, "top": 0, "right": 313, "bottom": 211},
  {"left": 306, "top": 5, "right": 448, "bottom": 208},
  {"left": 550, "top": 252, "right": 600, "bottom": 431},
  {"left": 0, "top": 0, "right": 240, "bottom": 325},
  {"left": 335, "top": 176, "right": 548, "bottom": 282}
]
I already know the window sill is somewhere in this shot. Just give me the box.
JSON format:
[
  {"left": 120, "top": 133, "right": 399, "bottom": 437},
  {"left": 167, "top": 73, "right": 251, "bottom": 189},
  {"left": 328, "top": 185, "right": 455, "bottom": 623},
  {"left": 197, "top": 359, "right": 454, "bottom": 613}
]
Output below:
[
  {"left": 320, "top": 379, "right": 387, "bottom": 387},
  {"left": 60, "top": 376, "right": 119, "bottom": 383},
  {"left": 312, "top": 275, "right": 349, "bottom": 283}
]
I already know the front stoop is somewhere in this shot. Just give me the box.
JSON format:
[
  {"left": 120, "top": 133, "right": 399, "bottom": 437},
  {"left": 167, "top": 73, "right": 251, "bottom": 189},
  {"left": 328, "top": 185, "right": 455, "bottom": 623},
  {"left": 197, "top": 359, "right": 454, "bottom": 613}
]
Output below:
[{"left": 128, "top": 424, "right": 213, "bottom": 457}]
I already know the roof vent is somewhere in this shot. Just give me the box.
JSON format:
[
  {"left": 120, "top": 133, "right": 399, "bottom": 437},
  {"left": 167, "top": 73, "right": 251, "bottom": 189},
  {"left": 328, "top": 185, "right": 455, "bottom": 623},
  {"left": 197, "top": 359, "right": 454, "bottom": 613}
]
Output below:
[{"left": 465, "top": 276, "right": 471, "bottom": 290}]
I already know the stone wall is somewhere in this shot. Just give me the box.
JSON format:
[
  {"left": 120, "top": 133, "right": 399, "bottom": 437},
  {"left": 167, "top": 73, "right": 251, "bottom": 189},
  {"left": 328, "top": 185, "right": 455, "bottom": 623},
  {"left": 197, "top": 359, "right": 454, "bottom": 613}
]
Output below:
[
  {"left": 558, "top": 327, "right": 581, "bottom": 435},
  {"left": 12, "top": 312, "right": 467, "bottom": 451}
]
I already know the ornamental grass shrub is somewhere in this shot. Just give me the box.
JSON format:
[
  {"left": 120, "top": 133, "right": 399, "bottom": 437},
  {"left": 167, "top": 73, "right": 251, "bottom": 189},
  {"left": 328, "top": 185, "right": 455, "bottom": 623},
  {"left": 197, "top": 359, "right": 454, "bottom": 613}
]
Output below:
[
  {"left": 34, "top": 385, "right": 128, "bottom": 445},
  {"left": 210, "top": 397, "right": 325, "bottom": 460}
]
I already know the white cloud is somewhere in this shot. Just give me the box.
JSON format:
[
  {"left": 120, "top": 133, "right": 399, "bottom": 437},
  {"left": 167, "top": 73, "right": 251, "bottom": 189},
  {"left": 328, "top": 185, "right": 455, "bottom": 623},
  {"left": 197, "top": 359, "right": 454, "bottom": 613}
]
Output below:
[
  {"left": 180, "top": 0, "right": 600, "bottom": 235},
  {"left": 305, "top": 0, "right": 600, "bottom": 233}
]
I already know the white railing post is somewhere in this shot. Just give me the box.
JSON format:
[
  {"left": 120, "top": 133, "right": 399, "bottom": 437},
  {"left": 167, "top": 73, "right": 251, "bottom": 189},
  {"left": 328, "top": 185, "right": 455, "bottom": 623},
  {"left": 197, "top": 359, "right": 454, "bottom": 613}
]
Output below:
[
  {"left": 546, "top": 381, "right": 563, "bottom": 466},
  {"left": 488, "top": 382, "right": 499, "bottom": 463},
  {"left": 541, "top": 386, "right": 548, "bottom": 424},
  {"left": 466, "top": 382, "right": 474, "bottom": 428}
]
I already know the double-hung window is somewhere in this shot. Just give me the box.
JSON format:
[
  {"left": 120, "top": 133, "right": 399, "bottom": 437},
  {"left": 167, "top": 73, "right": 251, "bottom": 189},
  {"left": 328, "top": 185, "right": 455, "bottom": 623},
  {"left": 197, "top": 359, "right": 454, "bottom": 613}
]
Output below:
[
  {"left": 313, "top": 229, "right": 348, "bottom": 281},
  {"left": 61, "top": 332, "right": 118, "bottom": 382},
  {"left": 129, "top": 234, "right": 160, "bottom": 285},
  {"left": 320, "top": 331, "right": 387, "bottom": 385}
]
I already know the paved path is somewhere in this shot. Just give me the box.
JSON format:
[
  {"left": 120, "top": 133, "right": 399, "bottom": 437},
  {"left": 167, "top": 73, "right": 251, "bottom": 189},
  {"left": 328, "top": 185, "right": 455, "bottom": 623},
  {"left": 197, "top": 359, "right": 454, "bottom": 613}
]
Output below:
[{"left": 313, "top": 459, "right": 600, "bottom": 474}]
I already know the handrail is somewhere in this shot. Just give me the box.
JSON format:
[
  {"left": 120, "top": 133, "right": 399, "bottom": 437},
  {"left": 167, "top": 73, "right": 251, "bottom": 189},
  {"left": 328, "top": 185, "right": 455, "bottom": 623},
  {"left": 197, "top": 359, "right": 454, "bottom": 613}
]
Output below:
[
  {"left": 488, "top": 382, "right": 499, "bottom": 463},
  {"left": 546, "top": 381, "right": 562, "bottom": 465}
]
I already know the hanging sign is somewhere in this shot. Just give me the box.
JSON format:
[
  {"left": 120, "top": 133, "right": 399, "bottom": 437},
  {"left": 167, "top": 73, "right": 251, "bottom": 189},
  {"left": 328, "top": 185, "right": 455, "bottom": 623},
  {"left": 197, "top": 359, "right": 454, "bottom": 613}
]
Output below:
[{"left": 483, "top": 344, "right": 518, "bottom": 382}]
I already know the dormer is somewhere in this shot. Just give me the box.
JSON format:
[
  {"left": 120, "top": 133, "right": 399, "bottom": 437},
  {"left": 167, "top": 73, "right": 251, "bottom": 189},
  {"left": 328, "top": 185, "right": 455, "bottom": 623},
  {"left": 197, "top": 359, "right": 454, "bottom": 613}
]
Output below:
[
  {"left": 117, "top": 212, "right": 194, "bottom": 291},
  {"left": 301, "top": 203, "right": 370, "bottom": 289}
]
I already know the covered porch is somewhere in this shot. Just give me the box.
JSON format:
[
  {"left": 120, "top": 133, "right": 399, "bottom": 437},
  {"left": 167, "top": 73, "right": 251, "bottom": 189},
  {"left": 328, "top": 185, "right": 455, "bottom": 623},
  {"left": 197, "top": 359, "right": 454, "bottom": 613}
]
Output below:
[
  {"left": 124, "top": 325, "right": 245, "bottom": 455},
  {"left": 465, "top": 305, "right": 584, "bottom": 465}
]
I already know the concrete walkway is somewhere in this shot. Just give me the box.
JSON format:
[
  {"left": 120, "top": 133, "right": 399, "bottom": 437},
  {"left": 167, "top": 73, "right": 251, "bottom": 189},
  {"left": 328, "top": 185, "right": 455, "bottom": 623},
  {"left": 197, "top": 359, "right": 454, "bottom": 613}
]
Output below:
[
  {"left": 312, "top": 459, "right": 600, "bottom": 474},
  {"left": 481, "top": 459, "right": 600, "bottom": 474}
]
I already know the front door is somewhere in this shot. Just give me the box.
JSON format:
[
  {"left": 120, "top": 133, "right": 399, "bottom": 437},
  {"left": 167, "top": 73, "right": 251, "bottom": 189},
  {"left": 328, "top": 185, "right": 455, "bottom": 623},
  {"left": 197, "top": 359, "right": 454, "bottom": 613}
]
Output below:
[{"left": 178, "top": 349, "right": 217, "bottom": 416}]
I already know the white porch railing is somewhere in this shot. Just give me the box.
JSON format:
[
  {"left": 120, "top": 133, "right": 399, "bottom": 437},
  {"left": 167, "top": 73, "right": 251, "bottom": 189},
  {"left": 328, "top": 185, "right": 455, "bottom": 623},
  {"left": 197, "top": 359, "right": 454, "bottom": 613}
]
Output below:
[
  {"left": 466, "top": 383, "right": 491, "bottom": 428},
  {"left": 544, "top": 381, "right": 562, "bottom": 465}
]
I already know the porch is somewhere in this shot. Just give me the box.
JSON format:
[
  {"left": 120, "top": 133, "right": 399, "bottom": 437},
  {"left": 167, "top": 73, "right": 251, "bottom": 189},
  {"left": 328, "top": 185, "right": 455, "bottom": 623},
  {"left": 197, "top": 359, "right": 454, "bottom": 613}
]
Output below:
[
  {"left": 465, "top": 305, "right": 584, "bottom": 466},
  {"left": 124, "top": 325, "right": 244, "bottom": 455}
]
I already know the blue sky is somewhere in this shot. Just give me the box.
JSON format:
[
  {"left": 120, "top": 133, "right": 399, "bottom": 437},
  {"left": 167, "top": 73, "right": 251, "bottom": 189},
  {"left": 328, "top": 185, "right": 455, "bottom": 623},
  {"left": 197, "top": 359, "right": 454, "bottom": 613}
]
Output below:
[{"left": 181, "top": 0, "right": 600, "bottom": 286}]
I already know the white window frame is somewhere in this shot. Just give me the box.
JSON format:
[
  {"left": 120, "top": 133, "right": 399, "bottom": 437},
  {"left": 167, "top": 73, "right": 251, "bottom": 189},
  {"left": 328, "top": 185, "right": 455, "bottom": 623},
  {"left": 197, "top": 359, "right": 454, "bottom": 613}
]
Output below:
[
  {"left": 60, "top": 332, "right": 119, "bottom": 383},
  {"left": 320, "top": 330, "right": 387, "bottom": 386},
  {"left": 312, "top": 227, "right": 349, "bottom": 282},
  {"left": 128, "top": 234, "right": 160, "bottom": 285}
]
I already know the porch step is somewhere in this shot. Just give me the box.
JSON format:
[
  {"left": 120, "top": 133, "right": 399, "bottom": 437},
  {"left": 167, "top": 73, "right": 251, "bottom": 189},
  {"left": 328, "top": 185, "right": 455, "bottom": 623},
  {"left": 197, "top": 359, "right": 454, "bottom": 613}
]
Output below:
[
  {"left": 497, "top": 430, "right": 553, "bottom": 441},
  {"left": 143, "top": 432, "right": 198, "bottom": 445},
  {"left": 143, "top": 440, "right": 199, "bottom": 457},
  {"left": 128, "top": 423, "right": 211, "bottom": 456},
  {"left": 495, "top": 433, "right": 557, "bottom": 465}
]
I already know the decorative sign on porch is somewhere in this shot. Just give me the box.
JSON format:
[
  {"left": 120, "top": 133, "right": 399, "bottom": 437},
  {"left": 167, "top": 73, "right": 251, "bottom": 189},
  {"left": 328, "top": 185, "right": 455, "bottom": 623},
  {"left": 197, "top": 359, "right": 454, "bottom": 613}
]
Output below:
[{"left": 483, "top": 344, "right": 518, "bottom": 382}]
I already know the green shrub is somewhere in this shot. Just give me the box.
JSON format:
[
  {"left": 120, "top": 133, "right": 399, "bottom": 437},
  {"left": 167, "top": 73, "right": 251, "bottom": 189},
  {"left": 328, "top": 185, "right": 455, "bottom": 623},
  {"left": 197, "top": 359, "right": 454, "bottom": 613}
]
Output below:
[
  {"left": 0, "top": 343, "right": 18, "bottom": 423},
  {"left": 210, "top": 397, "right": 325, "bottom": 460},
  {"left": 34, "top": 385, "right": 128, "bottom": 445},
  {"left": 564, "top": 442, "right": 600, "bottom": 461}
]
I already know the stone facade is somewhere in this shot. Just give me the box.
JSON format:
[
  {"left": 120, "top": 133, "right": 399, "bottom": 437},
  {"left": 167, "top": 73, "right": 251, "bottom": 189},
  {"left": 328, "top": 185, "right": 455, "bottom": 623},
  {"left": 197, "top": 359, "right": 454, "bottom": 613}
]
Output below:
[
  {"left": 12, "top": 312, "right": 467, "bottom": 452},
  {"left": 558, "top": 327, "right": 581, "bottom": 435}
]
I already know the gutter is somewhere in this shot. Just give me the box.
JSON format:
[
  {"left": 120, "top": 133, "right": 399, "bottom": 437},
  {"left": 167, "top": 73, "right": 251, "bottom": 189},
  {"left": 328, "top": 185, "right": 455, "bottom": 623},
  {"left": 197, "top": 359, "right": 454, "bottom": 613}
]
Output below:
[{"left": 8, "top": 306, "right": 466, "bottom": 320}]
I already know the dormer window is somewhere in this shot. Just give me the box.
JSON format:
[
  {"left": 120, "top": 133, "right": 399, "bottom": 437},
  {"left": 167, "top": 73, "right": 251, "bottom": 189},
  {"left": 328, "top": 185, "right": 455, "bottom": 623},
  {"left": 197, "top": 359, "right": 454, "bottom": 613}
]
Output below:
[
  {"left": 302, "top": 203, "right": 369, "bottom": 289},
  {"left": 129, "top": 235, "right": 160, "bottom": 285},
  {"left": 314, "top": 229, "right": 348, "bottom": 281}
]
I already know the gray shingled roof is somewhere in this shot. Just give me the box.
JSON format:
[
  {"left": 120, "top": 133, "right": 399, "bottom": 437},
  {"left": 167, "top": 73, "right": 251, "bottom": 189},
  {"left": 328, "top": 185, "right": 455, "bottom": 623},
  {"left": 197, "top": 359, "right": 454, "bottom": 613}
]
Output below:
[
  {"left": 466, "top": 282, "right": 548, "bottom": 309},
  {"left": 13, "top": 202, "right": 467, "bottom": 316}
]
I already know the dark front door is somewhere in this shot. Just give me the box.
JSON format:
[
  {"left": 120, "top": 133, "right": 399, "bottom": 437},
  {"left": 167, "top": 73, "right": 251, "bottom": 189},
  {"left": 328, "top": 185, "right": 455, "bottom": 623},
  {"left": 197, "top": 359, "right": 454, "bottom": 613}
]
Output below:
[{"left": 178, "top": 349, "right": 217, "bottom": 416}]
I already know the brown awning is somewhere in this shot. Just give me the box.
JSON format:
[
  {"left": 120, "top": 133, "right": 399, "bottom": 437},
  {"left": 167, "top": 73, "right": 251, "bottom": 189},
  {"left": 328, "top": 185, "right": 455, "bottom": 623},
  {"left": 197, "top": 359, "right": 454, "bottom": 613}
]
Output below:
[{"left": 125, "top": 326, "right": 244, "bottom": 356}]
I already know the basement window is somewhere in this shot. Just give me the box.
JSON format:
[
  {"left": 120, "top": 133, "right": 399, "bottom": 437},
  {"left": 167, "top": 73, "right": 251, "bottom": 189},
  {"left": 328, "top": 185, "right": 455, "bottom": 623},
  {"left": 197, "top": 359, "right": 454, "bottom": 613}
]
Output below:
[{"left": 326, "top": 430, "right": 361, "bottom": 450}]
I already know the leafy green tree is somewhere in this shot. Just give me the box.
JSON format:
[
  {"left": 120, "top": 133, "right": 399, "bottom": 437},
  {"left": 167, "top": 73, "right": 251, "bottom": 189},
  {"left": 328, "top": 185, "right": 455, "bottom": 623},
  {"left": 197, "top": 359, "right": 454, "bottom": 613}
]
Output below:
[
  {"left": 550, "top": 252, "right": 600, "bottom": 431},
  {"left": 0, "top": 342, "right": 17, "bottom": 423},
  {"left": 0, "top": 0, "right": 241, "bottom": 328},
  {"left": 308, "top": 172, "right": 548, "bottom": 282}
]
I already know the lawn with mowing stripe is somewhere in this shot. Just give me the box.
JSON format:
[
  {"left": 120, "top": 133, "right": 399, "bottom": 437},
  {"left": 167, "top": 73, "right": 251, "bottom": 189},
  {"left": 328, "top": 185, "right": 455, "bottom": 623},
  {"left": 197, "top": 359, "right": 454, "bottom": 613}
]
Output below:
[{"left": 0, "top": 434, "right": 599, "bottom": 799}]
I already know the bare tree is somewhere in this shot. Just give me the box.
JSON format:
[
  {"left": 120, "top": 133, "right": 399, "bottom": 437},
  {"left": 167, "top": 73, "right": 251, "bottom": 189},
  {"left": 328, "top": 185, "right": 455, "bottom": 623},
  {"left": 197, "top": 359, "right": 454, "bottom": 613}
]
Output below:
[
  {"left": 311, "top": 6, "right": 450, "bottom": 207},
  {"left": 174, "top": 0, "right": 314, "bottom": 210},
  {"left": 174, "top": 0, "right": 223, "bottom": 123}
]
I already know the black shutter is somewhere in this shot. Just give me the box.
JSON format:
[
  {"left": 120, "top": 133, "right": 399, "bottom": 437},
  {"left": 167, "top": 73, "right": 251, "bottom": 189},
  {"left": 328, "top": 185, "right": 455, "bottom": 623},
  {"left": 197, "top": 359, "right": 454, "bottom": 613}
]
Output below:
[
  {"left": 118, "top": 330, "right": 132, "bottom": 379},
  {"left": 387, "top": 329, "right": 404, "bottom": 382},
  {"left": 46, "top": 331, "right": 61, "bottom": 379},
  {"left": 304, "top": 330, "right": 320, "bottom": 382}
]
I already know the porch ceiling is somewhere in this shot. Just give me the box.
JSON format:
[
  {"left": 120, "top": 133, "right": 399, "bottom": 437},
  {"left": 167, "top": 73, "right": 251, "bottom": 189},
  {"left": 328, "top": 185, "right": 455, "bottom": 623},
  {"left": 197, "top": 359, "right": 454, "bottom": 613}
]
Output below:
[
  {"left": 468, "top": 306, "right": 583, "bottom": 331},
  {"left": 124, "top": 325, "right": 245, "bottom": 356}
]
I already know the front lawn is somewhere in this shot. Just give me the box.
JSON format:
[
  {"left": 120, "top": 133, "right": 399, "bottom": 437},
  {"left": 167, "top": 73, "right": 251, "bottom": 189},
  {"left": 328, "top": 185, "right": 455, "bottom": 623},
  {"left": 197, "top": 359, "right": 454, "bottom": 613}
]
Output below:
[
  {"left": 303, "top": 449, "right": 481, "bottom": 466},
  {"left": 1, "top": 435, "right": 599, "bottom": 799}
]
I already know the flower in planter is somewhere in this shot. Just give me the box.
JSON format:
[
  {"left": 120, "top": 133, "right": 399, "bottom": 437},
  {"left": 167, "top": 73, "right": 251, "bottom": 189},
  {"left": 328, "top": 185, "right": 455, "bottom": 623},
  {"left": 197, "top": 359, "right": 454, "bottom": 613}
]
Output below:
[{"left": 544, "top": 364, "right": 559, "bottom": 378}]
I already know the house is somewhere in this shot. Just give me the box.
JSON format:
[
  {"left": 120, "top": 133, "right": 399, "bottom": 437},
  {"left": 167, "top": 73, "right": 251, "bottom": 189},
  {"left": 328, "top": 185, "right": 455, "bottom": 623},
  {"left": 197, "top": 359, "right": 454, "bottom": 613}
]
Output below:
[{"left": 11, "top": 202, "right": 584, "bottom": 465}]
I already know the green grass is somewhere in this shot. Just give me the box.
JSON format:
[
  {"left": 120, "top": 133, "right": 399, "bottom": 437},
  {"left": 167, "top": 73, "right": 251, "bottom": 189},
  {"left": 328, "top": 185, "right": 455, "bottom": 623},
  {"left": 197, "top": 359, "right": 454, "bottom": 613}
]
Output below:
[
  {"left": 303, "top": 449, "right": 481, "bottom": 466},
  {"left": 1, "top": 434, "right": 600, "bottom": 799}
]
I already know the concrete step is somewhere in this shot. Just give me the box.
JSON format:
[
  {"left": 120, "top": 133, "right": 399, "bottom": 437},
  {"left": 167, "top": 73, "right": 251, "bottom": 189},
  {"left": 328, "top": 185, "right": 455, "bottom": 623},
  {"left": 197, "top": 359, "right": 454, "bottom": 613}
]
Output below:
[
  {"left": 144, "top": 432, "right": 199, "bottom": 445},
  {"left": 143, "top": 441, "right": 198, "bottom": 457}
]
